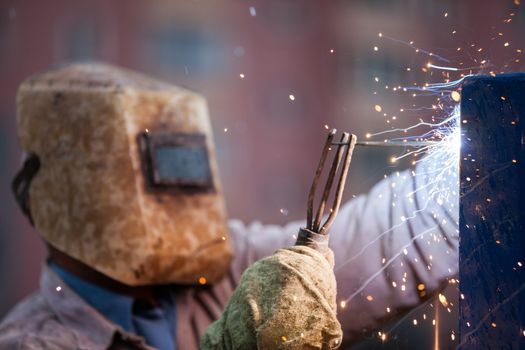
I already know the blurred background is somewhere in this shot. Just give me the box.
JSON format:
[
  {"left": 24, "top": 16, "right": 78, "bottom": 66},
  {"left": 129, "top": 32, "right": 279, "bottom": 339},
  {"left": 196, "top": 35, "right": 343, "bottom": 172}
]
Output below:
[{"left": 1, "top": 0, "right": 524, "bottom": 348}]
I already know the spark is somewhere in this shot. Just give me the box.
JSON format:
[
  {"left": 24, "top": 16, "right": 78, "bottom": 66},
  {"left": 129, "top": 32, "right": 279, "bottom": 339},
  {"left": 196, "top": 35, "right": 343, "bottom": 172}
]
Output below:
[
  {"left": 366, "top": 103, "right": 460, "bottom": 138},
  {"left": 339, "top": 226, "right": 438, "bottom": 304},
  {"left": 459, "top": 283, "right": 525, "bottom": 347},
  {"left": 461, "top": 162, "right": 513, "bottom": 198},
  {"left": 289, "top": 94, "right": 295, "bottom": 101},
  {"left": 434, "top": 307, "right": 439, "bottom": 350},
  {"left": 339, "top": 78, "right": 460, "bottom": 309},
  {"left": 378, "top": 33, "right": 451, "bottom": 63},
  {"left": 249, "top": 6, "right": 256, "bottom": 16},
  {"left": 335, "top": 201, "right": 441, "bottom": 271},
  {"left": 438, "top": 293, "right": 449, "bottom": 307},
  {"left": 427, "top": 63, "right": 487, "bottom": 72},
  {"left": 451, "top": 91, "right": 461, "bottom": 102}
]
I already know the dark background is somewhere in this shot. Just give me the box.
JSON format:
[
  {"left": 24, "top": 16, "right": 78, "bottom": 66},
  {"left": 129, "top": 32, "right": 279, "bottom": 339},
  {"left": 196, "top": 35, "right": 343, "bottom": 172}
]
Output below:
[{"left": 1, "top": 0, "right": 524, "bottom": 348}]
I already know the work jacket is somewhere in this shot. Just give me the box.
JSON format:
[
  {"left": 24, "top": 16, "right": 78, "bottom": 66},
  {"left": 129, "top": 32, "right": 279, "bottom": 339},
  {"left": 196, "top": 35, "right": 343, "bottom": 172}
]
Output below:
[{"left": 0, "top": 165, "right": 459, "bottom": 349}]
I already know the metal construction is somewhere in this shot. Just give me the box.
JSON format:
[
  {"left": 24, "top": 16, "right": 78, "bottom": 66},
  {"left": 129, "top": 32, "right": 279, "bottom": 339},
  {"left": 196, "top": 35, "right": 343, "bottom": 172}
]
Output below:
[{"left": 459, "top": 74, "right": 525, "bottom": 348}]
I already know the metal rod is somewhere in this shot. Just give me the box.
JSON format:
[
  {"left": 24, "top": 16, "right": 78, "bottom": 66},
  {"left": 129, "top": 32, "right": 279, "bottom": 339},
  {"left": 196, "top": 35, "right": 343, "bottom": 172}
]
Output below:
[
  {"left": 307, "top": 129, "right": 336, "bottom": 230},
  {"left": 313, "top": 132, "right": 349, "bottom": 232},
  {"left": 320, "top": 133, "right": 356, "bottom": 235},
  {"left": 356, "top": 141, "right": 438, "bottom": 147}
]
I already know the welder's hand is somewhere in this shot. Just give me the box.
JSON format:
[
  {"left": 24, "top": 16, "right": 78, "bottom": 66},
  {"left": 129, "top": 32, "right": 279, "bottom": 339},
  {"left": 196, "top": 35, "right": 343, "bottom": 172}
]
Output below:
[{"left": 200, "top": 243, "right": 342, "bottom": 350}]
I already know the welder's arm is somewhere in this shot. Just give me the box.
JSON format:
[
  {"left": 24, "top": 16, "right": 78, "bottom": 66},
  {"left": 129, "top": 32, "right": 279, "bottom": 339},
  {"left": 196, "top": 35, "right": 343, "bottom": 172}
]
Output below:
[
  {"left": 201, "top": 131, "right": 353, "bottom": 349},
  {"left": 226, "top": 160, "right": 458, "bottom": 344}
]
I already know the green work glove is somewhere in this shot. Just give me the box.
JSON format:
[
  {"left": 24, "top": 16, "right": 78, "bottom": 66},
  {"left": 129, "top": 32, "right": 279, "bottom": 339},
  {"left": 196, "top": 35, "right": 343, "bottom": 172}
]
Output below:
[{"left": 200, "top": 229, "right": 342, "bottom": 350}]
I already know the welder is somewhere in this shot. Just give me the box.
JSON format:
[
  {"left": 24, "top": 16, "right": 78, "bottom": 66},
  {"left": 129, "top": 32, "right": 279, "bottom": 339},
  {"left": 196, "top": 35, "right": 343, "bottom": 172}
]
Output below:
[{"left": 0, "top": 63, "right": 459, "bottom": 349}]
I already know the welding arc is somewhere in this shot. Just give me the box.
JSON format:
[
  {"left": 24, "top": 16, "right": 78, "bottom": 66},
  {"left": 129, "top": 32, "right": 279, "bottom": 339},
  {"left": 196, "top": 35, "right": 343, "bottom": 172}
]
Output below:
[
  {"left": 306, "top": 129, "right": 356, "bottom": 235},
  {"left": 356, "top": 141, "right": 437, "bottom": 147}
]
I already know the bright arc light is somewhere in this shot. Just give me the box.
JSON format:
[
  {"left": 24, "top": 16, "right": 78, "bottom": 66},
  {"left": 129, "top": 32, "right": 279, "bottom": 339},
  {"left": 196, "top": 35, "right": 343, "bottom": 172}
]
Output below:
[{"left": 337, "top": 75, "right": 462, "bottom": 314}]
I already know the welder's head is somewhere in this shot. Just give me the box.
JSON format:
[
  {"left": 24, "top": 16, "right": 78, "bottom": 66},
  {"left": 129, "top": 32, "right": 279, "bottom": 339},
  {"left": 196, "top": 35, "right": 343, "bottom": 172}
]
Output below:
[{"left": 13, "top": 63, "right": 232, "bottom": 286}]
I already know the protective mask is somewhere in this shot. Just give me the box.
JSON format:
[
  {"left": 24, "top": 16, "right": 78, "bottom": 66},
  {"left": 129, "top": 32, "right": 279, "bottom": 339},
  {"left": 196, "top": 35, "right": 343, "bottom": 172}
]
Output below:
[{"left": 16, "top": 63, "right": 232, "bottom": 285}]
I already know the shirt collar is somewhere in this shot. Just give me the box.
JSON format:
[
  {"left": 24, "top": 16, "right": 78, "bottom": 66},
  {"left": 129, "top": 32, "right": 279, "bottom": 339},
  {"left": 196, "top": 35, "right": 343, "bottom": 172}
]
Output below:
[
  {"left": 40, "top": 264, "right": 149, "bottom": 349},
  {"left": 49, "top": 262, "right": 134, "bottom": 332}
]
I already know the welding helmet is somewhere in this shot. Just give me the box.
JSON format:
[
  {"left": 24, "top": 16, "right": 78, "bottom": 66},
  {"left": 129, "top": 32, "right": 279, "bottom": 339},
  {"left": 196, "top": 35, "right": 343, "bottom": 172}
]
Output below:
[{"left": 14, "top": 63, "right": 232, "bottom": 286}]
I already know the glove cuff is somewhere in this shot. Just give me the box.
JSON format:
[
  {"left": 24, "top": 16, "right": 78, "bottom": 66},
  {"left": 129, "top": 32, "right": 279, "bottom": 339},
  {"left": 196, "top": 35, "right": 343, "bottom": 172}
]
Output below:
[{"left": 295, "top": 228, "right": 334, "bottom": 266}]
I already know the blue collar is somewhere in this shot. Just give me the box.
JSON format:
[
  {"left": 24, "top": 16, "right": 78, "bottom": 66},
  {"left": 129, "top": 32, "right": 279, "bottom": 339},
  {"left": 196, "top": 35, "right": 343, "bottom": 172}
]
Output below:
[
  {"left": 49, "top": 262, "right": 135, "bottom": 332},
  {"left": 49, "top": 262, "right": 177, "bottom": 350}
]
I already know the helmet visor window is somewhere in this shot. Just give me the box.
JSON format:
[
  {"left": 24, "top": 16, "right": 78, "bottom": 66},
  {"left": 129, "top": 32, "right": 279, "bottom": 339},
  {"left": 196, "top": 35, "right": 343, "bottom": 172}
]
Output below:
[{"left": 139, "top": 132, "right": 214, "bottom": 192}]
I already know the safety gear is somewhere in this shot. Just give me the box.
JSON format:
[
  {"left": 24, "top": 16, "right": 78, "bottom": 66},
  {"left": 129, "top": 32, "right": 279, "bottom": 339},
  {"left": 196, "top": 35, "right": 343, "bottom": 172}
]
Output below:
[
  {"left": 201, "top": 244, "right": 343, "bottom": 350},
  {"left": 16, "top": 63, "right": 232, "bottom": 286}
]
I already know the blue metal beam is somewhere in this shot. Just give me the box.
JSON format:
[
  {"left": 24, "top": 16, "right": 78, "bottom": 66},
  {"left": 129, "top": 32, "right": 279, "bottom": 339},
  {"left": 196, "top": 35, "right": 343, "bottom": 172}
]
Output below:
[{"left": 459, "top": 73, "right": 525, "bottom": 348}]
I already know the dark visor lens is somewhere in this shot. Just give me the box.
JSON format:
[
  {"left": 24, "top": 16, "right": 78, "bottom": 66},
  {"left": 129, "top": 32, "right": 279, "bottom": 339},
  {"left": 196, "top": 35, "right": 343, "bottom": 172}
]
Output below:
[
  {"left": 139, "top": 132, "right": 214, "bottom": 192},
  {"left": 155, "top": 145, "right": 211, "bottom": 185}
]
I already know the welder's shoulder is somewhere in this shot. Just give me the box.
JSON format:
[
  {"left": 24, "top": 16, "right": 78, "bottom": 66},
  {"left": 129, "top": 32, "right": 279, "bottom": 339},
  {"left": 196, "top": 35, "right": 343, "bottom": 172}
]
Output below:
[{"left": 0, "top": 293, "right": 76, "bottom": 349}]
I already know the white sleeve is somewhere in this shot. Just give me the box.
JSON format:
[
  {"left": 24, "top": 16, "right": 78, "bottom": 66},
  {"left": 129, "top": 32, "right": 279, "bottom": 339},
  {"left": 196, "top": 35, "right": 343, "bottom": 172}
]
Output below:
[
  {"left": 331, "top": 160, "right": 459, "bottom": 342},
  {"left": 227, "top": 159, "right": 459, "bottom": 343}
]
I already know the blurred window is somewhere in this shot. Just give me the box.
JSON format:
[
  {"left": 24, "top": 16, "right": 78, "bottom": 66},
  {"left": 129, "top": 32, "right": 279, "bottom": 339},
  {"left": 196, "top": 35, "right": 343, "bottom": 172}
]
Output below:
[
  {"left": 0, "top": 8, "right": 16, "bottom": 64},
  {"left": 142, "top": 27, "right": 220, "bottom": 76},
  {"left": 55, "top": 16, "right": 100, "bottom": 60},
  {"left": 264, "top": 1, "right": 313, "bottom": 35}
]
